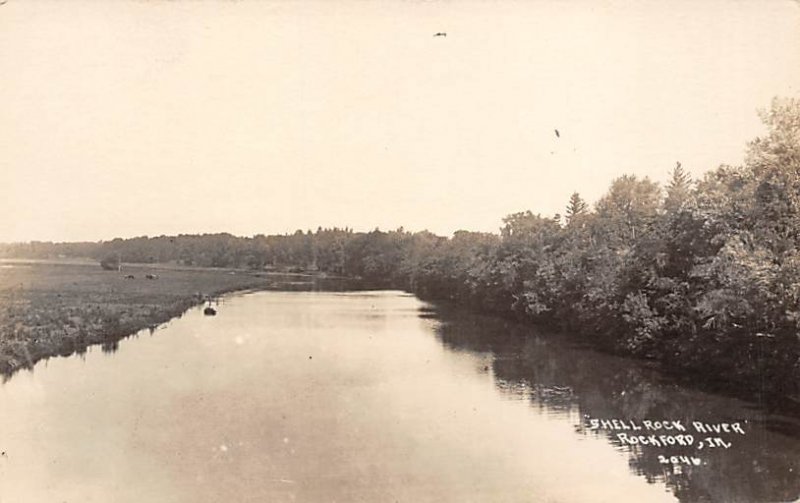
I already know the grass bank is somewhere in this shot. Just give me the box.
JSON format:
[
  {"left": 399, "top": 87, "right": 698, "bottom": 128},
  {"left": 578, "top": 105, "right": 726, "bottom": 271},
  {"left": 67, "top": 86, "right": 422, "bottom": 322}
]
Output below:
[{"left": 0, "top": 261, "right": 319, "bottom": 376}]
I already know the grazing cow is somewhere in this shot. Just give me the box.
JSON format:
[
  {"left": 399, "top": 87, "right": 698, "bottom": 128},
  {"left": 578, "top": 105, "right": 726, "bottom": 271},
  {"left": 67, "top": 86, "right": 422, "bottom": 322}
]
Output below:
[
  {"left": 145, "top": 274, "right": 159, "bottom": 280},
  {"left": 125, "top": 274, "right": 135, "bottom": 279}
]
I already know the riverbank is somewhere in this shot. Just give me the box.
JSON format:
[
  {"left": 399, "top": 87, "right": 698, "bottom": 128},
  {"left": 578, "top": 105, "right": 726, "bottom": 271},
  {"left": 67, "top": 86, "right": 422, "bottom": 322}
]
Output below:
[
  {"left": 2, "top": 258, "right": 796, "bottom": 409},
  {"left": 0, "top": 261, "right": 321, "bottom": 376}
]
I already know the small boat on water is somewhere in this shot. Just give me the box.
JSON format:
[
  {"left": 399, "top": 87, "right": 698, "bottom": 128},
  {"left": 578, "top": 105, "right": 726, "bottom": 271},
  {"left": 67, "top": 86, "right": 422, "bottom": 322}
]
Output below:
[{"left": 203, "top": 306, "right": 217, "bottom": 316}]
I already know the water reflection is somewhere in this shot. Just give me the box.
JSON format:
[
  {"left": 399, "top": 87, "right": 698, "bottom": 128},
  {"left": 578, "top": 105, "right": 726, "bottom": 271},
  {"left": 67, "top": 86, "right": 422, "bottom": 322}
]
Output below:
[
  {"left": 1, "top": 291, "right": 797, "bottom": 502},
  {"left": 101, "top": 341, "right": 119, "bottom": 354},
  {"left": 428, "top": 303, "right": 800, "bottom": 503},
  {"left": 262, "top": 276, "right": 367, "bottom": 292},
  {"left": 0, "top": 291, "right": 677, "bottom": 503}
]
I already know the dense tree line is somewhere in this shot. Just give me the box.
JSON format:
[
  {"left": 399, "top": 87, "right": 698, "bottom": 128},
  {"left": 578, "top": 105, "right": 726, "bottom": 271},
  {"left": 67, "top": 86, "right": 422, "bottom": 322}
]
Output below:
[
  {"left": 0, "top": 229, "right": 354, "bottom": 272},
  {"left": 2, "top": 98, "right": 798, "bottom": 397}
]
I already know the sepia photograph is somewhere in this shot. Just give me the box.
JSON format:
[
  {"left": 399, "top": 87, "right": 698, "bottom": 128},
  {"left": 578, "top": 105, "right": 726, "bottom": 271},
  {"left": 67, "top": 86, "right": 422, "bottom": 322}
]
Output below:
[{"left": 1, "top": 1, "right": 800, "bottom": 501}]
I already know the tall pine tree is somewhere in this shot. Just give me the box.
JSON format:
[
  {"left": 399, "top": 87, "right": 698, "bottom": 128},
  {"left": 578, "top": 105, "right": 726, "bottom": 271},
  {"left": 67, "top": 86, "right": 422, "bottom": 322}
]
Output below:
[
  {"left": 665, "top": 161, "right": 693, "bottom": 212},
  {"left": 565, "top": 192, "right": 588, "bottom": 225}
]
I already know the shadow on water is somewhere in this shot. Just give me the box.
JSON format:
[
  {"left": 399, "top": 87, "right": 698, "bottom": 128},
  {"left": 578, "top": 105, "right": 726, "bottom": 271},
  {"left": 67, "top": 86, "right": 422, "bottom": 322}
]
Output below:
[{"left": 424, "top": 303, "right": 800, "bottom": 503}]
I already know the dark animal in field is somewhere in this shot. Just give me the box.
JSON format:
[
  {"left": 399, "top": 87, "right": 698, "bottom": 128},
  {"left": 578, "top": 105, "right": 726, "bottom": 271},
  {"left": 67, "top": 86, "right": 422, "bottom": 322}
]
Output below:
[
  {"left": 145, "top": 274, "right": 159, "bottom": 280},
  {"left": 124, "top": 275, "right": 135, "bottom": 279},
  {"left": 433, "top": 32, "right": 447, "bottom": 37},
  {"left": 204, "top": 306, "right": 217, "bottom": 316}
]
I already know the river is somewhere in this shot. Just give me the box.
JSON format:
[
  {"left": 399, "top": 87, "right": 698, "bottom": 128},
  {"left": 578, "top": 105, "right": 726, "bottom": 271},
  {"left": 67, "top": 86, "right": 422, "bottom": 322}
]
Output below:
[{"left": 0, "top": 291, "right": 798, "bottom": 502}]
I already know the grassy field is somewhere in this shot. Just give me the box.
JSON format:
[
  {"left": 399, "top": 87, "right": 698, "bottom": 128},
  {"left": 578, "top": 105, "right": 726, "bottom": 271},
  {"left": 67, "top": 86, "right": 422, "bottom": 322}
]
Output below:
[{"left": 0, "top": 261, "right": 298, "bottom": 376}]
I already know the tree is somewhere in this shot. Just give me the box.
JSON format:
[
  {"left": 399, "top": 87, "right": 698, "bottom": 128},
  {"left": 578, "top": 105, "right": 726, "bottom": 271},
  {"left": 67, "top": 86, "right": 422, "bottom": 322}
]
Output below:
[
  {"left": 565, "top": 192, "right": 588, "bottom": 224},
  {"left": 664, "top": 162, "right": 693, "bottom": 213},
  {"left": 745, "top": 97, "right": 800, "bottom": 255},
  {"left": 596, "top": 175, "right": 662, "bottom": 247}
]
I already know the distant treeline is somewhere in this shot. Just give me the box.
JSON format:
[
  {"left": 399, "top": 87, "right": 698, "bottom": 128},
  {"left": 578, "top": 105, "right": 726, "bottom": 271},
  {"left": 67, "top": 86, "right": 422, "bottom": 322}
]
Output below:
[
  {"left": 3, "top": 97, "right": 799, "bottom": 398},
  {"left": 1, "top": 231, "right": 358, "bottom": 272}
]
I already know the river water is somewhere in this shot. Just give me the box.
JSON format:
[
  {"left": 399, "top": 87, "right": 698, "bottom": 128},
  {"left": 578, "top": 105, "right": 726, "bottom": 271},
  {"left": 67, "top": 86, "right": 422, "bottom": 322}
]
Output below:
[{"left": 0, "top": 291, "right": 798, "bottom": 502}]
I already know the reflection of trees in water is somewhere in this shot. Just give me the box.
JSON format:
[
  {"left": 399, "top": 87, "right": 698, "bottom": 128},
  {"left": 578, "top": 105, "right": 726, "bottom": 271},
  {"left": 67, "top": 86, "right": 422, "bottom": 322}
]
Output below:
[
  {"left": 262, "top": 277, "right": 368, "bottom": 293},
  {"left": 428, "top": 304, "right": 800, "bottom": 503},
  {"left": 101, "top": 341, "right": 119, "bottom": 354}
]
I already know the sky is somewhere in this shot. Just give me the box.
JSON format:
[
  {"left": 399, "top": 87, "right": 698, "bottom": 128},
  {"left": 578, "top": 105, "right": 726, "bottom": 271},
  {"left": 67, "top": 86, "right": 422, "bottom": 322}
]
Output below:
[{"left": 1, "top": 0, "right": 799, "bottom": 243}]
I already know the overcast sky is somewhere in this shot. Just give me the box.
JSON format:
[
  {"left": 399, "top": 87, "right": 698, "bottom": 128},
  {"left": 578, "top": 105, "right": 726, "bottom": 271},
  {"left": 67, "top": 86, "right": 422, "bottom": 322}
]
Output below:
[{"left": 2, "top": 0, "right": 799, "bottom": 243}]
